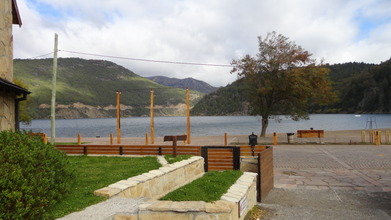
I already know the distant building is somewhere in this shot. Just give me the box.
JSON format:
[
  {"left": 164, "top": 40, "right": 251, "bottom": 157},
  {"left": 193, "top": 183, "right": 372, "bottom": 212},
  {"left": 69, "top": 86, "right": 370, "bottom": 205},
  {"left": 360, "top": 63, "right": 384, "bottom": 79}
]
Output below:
[{"left": 0, "top": 0, "right": 30, "bottom": 131}]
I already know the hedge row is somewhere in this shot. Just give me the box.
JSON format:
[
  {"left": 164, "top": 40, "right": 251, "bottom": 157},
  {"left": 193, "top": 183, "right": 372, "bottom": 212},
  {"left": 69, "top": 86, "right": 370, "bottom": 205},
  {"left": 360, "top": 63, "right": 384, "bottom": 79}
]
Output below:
[{"left": 0, "top": 131, "right": 74, "bottom": 219}]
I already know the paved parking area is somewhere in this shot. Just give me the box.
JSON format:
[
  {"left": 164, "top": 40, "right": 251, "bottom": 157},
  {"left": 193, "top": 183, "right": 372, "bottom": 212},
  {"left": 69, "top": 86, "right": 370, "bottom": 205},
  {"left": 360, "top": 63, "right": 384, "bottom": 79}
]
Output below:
[
  {"left": 274, "top": 145, "right": 391, "bottom": 192},
  {"left": 260, "top": 144, "right": 391, "bottom": 220}
]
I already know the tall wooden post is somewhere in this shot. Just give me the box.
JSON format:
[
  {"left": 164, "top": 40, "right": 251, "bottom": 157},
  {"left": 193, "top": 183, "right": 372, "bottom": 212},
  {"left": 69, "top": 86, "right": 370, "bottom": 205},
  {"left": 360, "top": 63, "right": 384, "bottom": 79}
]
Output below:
[
  {"left": 50, "top": 33, "right": 58, "bottom": 145},
  {"left": 110, "top": 133, "right": 113, "bottom": 145},
  {"left": 224, "top": 133, "right": 228, "bottom": 146},
  {"left": 150, "top": 89, "right": 155, "bottom": 144},
  {"left": 116, "top": 91, "right": 121, "bottom": 144},
  {"left": 186, "top": 88, "right": 191, "bottom": 144}
]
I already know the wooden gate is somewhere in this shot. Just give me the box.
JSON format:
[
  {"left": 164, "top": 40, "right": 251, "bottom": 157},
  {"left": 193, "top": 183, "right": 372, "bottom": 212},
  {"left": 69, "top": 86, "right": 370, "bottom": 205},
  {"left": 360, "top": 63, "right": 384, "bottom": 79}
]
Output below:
[
  {"left": 257, "top": 146, "right": 274, "bottom": 202},
  {"left": 201, "top": 146, "right": 240, "bottom": 172}
]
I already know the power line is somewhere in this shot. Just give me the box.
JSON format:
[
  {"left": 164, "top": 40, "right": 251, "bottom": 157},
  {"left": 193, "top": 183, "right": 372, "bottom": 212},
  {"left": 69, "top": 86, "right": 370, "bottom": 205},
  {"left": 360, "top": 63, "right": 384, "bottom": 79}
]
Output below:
[
  {"left": 58, "top": 49, "right": 233, "bottom": 67},
  {"left": 27, "top": 52, "right": 54, "bottom": 59}
]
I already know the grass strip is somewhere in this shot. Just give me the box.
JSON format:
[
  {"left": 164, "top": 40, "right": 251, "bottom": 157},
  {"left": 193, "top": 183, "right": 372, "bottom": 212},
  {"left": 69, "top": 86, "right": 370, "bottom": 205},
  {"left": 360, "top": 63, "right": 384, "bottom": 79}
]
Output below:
[
  {"left": 160, "top": 170, "right": 243, "bottom": 202},
  {"left": 48, "top": 156, "right": 161, "bottom": 219},
  {"left": 164, "top": 154, "right": 192, "bottom": 164}
]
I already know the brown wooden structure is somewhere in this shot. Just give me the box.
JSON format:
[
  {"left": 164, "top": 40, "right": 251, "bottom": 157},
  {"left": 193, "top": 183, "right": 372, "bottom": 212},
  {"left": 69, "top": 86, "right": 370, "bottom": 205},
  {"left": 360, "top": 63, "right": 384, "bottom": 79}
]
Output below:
[
  {"left": 257, "top": 146, "right": 273, "bottom": 202},
  {"left": 297, "top": 129, "right": 324, "bottom": 143},
  {"left": 164, "top": 135, "right": 187, "bottom": 157},
  {"left": 297, "top": 130, "right": 324, "bottom": 138},
  {"left": 55, "top": 144, "right": 270, "bottom": 168}
]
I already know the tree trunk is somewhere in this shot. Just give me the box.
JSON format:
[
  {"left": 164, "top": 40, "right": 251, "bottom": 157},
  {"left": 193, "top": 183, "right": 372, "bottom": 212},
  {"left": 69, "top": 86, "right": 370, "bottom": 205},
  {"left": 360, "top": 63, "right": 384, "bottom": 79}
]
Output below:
[{"left": 260, "top": 116, "right": 269, "bottom": 137}]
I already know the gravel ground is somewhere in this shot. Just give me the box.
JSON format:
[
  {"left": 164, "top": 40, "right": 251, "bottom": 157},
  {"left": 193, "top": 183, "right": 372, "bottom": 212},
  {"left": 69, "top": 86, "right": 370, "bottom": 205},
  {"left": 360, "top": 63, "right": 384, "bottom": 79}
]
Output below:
[{"left": 57, "top": 197, "right": 147, "bottom": 220}]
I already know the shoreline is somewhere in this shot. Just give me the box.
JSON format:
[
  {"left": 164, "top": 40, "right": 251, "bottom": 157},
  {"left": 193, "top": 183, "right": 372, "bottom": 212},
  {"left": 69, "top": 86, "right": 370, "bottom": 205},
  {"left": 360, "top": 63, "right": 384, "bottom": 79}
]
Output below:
[{"left": 55, "top": 128, "right": 391, "bottom": 145}]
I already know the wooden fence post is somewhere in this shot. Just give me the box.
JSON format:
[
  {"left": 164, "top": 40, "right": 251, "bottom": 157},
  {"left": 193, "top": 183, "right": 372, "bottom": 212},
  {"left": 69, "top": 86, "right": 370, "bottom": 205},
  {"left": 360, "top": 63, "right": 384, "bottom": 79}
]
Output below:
[
  {"left": 361, "top": 131, "right": 366, "bottom": 143},
  {"left": 77, "top": 133, "right": 81, "bottom": 145},
  {"left": 224, "top": 133, "right": 228, "bottom": 146},
  {"left": 145, "top": 133, "right": 149, "bottom": 145},
  {"left": 386, "top": 131, "right": 390, "bottom": 144},
  {"left": 369, "top": 131, "right": 375, "bottom": 144},
  {"left": 375, "top": 131, "right": 381, "bottom": 145},
  {"left": 110, "top": 133, "right": 113, "bottom": 145},
  {"left": 43, "top": 133, "right": 48, "bottom": 144}
]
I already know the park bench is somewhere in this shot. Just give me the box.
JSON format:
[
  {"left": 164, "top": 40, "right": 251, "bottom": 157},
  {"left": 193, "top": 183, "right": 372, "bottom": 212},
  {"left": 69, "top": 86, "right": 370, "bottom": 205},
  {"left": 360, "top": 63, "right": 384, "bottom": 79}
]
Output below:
[{"left": 297, "top": 129, "right": 324, "bottom": 143}]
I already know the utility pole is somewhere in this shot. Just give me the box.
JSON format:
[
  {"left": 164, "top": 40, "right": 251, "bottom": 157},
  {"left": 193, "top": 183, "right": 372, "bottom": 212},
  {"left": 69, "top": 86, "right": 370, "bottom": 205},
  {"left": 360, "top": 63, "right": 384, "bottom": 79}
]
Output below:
[
  {"left": 116, "top": 91, "right": 121, "bottom": 144},
  {"left": 186, "top": 88, "right": 191, "bottom": 144},
  {"left": 50, "top": 33, "right": 58, "bottom": 145},
  {"left": 150, "top": 89, "right": 155, "bottom": 144}
]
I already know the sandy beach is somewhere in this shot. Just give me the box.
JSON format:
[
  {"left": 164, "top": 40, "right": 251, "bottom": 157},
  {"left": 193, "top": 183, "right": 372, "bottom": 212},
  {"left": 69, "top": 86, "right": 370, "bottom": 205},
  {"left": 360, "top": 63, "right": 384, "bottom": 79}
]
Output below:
[{"left": 55, "top": 128, "right": 391, "bottom": 145}]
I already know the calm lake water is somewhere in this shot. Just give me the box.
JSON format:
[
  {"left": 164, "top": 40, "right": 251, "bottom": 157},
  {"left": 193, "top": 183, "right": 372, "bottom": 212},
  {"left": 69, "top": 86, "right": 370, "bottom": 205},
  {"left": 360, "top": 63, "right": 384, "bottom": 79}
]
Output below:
[{"left": 20, "top": 114, "right": 391, "bottom": 138}]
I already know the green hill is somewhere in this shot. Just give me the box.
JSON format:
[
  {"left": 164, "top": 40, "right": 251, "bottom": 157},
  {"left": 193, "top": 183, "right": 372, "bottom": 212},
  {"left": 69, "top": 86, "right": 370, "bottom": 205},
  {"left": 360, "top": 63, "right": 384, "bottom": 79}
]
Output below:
[
  {"left": 190, "top": 79, "right": 248, "bottom": 116},
  {"left": 14, "top": 58, "right": 203, "bottom": 119},
  {"left": 191, "top": 59, "right": 391, "bottom": 115}
]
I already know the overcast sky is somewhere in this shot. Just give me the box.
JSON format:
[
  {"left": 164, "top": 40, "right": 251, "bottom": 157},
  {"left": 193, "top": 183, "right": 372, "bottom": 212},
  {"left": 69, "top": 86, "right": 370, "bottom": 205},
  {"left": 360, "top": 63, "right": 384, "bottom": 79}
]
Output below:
[{"left": 13, "top": 0, "right": 391, "bottom": 87}]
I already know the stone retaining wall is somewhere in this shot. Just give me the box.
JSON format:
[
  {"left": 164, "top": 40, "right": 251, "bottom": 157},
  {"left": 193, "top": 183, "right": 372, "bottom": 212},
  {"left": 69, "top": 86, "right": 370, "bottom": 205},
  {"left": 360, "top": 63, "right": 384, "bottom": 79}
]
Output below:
[
  {"left": 119, "top": 172, "right": 257, "bottom": 220},
  {"left": 94, "top": 156, "right": 204, "bottom": 199}
]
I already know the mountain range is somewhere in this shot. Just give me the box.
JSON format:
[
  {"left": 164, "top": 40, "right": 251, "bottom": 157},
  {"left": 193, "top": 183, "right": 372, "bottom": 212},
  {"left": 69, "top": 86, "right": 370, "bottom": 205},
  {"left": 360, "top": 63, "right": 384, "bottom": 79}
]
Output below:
[
  {"left": 146, "top": 76, "right": 218, "bottom": 94},
  {"left": 14, "top": 58, "right": 204, "bottom": 119}
]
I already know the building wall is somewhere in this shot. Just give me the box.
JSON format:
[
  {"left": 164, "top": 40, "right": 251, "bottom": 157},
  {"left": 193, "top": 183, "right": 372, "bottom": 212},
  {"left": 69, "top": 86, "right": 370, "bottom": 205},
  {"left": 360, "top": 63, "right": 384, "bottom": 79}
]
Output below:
[
  {"left": 0, "top": 90, "right": 15, "bottom": 130},
  {"left": 0, "top": 0, "right": 16, "bottom": 130}
]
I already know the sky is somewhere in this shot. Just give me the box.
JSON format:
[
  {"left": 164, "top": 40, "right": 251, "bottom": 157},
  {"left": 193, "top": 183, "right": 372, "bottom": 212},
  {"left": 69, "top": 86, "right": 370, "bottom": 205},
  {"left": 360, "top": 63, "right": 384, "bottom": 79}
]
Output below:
[{"left": 13, "top": 0, "right": 391, "bottom": 87}]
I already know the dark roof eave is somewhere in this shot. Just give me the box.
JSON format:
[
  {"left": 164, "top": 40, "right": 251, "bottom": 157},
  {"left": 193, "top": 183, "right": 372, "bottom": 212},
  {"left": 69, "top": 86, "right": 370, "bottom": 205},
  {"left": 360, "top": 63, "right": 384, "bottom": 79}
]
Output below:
[
  {"left": 0, "top": 79, "right": 31, "bottom": 95},
  {"left": 12, "top": 0, "right": 22, "bottom": 27}
]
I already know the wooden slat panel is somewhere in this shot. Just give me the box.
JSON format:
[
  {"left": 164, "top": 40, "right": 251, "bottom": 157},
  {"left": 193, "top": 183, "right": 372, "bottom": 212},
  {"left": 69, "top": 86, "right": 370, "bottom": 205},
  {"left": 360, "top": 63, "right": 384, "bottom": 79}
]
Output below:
[
  {"left": 206, "top": 147, "right": 234, "bottom": 171},
  {"left": 208, "top": 166, "right": 234, "bottom": 171},
  {"left": 87, "top": 151, "right": 117, "bottom": 155},
  {"left": 258, "top": 147, "right": 274, "bottom": 202},
  {"left": 208, "top": 157, "right": 233, "bottom": 160},
  {"left": 297, "top": 130, "right": 324, "bottom": 138}
]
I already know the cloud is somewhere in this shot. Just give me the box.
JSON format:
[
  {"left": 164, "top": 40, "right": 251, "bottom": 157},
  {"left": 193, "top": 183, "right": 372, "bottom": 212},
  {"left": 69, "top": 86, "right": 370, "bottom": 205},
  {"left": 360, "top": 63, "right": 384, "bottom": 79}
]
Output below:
[{"left": 13, "top": 0, "right": 391, "bottom": 86}]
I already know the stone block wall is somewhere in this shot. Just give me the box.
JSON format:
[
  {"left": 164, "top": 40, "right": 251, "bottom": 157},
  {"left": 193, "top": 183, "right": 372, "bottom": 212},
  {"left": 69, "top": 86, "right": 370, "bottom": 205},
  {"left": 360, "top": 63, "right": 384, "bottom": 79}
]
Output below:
[
  {"left": 0, "top": 89, "right": 15, "bottom": 130},
  {"left": 0, "top": 0, "right": 14, "bottom": 82},
  {"left": 1, "top": 0, "right": 16, "bottom": 131},
  {"left": 133, "top": 172, "right": 258, "bottom": 220},
  {"left": 94, "top": 156, "right": 205, "bottom": 199}
]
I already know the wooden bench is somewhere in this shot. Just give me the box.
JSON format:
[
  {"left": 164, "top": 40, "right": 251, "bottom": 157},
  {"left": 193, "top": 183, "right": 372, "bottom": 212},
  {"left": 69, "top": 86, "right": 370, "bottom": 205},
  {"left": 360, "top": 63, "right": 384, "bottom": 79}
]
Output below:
[{"left": 297, "top": 130, "right": 324, "bottom": 143}]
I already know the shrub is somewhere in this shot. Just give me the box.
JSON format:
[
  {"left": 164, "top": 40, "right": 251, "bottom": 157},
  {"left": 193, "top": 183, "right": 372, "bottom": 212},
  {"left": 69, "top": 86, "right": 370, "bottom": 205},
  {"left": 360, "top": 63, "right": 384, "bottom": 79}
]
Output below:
[{"left": 0, "top": 131, "right": 74, "bottom": 219}]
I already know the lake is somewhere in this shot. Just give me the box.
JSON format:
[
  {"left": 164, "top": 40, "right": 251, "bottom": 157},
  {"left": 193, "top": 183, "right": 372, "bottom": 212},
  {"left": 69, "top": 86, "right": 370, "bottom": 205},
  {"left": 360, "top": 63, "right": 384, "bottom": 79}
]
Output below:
[{"left": 20, "top": 114, "right": 391, "bottom": 138}]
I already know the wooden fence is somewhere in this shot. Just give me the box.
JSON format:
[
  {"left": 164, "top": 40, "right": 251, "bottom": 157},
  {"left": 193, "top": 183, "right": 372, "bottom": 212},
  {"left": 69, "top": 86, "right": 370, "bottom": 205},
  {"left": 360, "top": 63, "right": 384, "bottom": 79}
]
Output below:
[
  {"left": 257, "top": 146, "right": 274, "bottom": 202},
  {"left": 56, "top": 144, "right": 274, "bottom": 201},
  {"left": 56, "top": 144, "right": 271, "bottom": 173}
]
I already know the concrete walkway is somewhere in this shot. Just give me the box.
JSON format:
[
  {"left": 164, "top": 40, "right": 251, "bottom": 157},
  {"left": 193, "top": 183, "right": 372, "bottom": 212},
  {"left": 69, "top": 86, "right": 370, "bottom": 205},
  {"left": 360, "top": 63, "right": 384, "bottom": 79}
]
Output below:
[
  {"left": 58, "top": 197, "right": 146, "bottom": 220},
  {"left": 260, "top": 144, "right": 391, "bottom": 219}
]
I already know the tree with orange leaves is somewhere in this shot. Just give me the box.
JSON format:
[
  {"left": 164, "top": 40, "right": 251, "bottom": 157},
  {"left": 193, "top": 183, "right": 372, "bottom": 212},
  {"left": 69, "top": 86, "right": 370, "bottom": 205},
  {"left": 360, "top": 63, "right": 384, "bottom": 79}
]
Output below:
[{"left": 231, "top": 32, "right": 335, "bottom": 137}]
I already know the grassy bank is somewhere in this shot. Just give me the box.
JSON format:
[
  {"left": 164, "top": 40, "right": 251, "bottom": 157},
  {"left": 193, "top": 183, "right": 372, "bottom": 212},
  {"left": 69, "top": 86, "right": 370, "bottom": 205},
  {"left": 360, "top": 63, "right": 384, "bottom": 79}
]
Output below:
[
  {"left": 160, "top": 170, "right": 243, "bottom": 202},
  {"left": 48, "top": 156, "right": 161, "bottom": 219}
]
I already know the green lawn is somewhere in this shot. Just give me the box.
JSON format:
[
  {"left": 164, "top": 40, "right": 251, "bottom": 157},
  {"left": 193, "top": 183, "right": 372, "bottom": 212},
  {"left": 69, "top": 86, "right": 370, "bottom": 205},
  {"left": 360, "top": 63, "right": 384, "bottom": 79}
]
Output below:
[
  {"left": 48, "top": 156, "right": 161, "bottom": 219},
  {"left": 164, "top": 154, "right": 192, "bottom": 164},
  {"left": 160, "top": 170, "right": 243, "bottom": 202}
]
